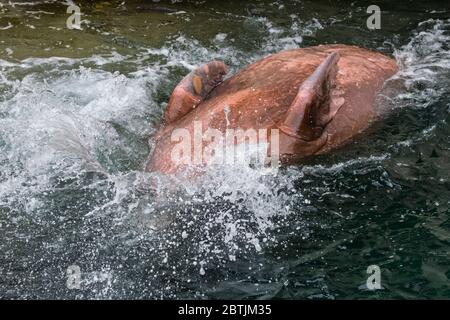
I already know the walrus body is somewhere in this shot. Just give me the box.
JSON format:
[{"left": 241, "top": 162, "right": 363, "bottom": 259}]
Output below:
[{"left": 147, "top": 44, "right": 398, "bottom": 174}]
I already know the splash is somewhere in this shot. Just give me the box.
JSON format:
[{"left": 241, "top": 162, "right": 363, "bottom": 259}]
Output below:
[
  {"left": 393, "top": 19, "right": 450, "bottom": 107},
  {"left": 1, "top": 13, "right": 449, "bottom": 298}
]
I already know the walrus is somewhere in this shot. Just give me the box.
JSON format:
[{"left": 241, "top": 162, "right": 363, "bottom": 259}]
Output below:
[{"left": 146, "top": 44, "right": 398, "bottom": 174}]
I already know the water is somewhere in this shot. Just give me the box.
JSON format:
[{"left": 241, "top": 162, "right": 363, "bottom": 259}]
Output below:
[{"left": 0, "top": 0, "right": 449, "bottom": 299}]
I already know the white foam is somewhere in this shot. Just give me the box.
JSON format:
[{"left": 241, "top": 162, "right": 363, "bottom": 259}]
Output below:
[
  {"left": 1, "top": 17, "right": 449, "bottom": 299},
  {"left": 394, "top": 19, "right": 450, "bottom": 91}
]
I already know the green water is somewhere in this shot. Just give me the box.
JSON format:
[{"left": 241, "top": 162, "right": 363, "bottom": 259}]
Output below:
[{"left": 0, "top": 0, "right": 449, "bottom": 299}]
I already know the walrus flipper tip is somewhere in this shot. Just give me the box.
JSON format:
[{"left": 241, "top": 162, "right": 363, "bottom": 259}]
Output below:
[
  {"left": 279, "top": 51, "right": 342, "bottom": 141},
  {"left": 164, "top": 61, "right": 228, "bottom": 124}
]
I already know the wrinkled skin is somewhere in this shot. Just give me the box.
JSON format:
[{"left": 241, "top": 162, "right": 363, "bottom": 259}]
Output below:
[{"left": 147, "top": 44, "right": 398, "bottom": 174}]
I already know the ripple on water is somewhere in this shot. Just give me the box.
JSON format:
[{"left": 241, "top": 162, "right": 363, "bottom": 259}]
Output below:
[{"left": 0, "top": 11, "right": 450, "bottom": 298}]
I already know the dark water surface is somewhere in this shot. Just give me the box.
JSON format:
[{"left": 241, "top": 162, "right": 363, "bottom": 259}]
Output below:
[{"left": 0, "top": 0, "right": 450, "bottom": 299}]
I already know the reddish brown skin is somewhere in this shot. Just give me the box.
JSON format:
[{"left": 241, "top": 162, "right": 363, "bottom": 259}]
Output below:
[{"left": 147, "top": 44, "right": 398, "bottom": 174}]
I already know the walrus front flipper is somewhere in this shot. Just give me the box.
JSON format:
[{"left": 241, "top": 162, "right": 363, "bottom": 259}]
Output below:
[
  {"left": 164, "top": 61, "right": 228, "bottom": 124},
  {"left": 278, "top": 52, "right": 344, "bottom": 141}
]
